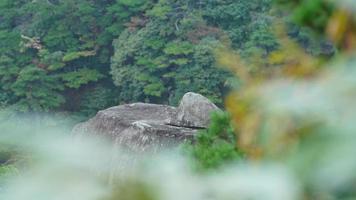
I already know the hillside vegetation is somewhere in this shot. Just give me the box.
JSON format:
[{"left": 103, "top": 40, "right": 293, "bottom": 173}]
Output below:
[
  {"left": 0, "top": 0, "right": 330, "bottom": 117},
  {"left": 2, "top": 0, "right": 356, "bottom": 199}
]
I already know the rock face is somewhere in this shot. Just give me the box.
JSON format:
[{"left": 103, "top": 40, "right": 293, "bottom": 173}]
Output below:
[
  {"left": 73, "top": 92, "right": 220, "bottom": 153},
  {"left": 167, "top": 92, "right": 221, "bottom": 128}
]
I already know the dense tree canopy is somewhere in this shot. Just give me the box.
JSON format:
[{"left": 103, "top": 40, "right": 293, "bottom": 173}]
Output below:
[
  {"left": 0, "top": 0, "right": 331, "bottom": 117},
  {"left": 0, "top": 0, "right": 136, "bottom": 114}
]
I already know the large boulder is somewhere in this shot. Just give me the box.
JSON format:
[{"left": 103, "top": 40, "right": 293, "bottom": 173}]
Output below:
[
  {"left": 73, "top": 92, "right": 220, "bottom": 153},
  {"left": 166, "top": 92, "right": 221, "bottom": 128}
]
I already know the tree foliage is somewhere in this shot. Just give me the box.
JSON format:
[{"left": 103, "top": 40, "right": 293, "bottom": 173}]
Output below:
[
  {"left": 0, "top": 0, "right": 138, "bottom": 113},
  {"left": 183, "top": 112, "right": 242, "bottom": 171},
  {"left": 110, "top": 0, "right": 279, "bottom": 105},
  {"left": 0, "top": 0, "right": 328, "bottom": 115}
]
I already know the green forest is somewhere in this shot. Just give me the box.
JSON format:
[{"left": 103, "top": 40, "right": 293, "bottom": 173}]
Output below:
[
  {"left": 1, "top": 0, "right": 356, "bottom": 200},
  {"left": 0, "top": 0, "right": 333, "bottom": 117}
]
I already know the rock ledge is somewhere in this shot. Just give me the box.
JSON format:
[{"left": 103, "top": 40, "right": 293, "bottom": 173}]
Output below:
[{"left": 73, "top": 92, "right": 220, "bottom": 152}]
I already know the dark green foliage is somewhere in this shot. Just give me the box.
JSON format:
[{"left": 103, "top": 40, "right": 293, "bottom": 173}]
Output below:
[
  {"left": 0, "top": 0, "right": 140, "bottom": 113},
  {"left": 60, "top": 68, "right": 104, "bottom": 89},
  {"left": 287, "top": 24, "right": 336, "bottom": 57},
  {"left": 0, "top": 0, "right": 320, "bottom": 117},
  {"left": 203, "top": 0, "right": 272, "bottom": 48},
  {"left": 78, "top": 83, "right": 120, "bottom": 117},
  {"left": 111, "top": 0, "right": 260, "bottom": 105},
  {"left": 12, "top": 66, "right": 65, "bottom": 112},
  {"left": 243, "top": 20, "right": 280, "bottom": 57},
  {"left": 110, "top": 0, "right": 281, "bottom": 106},
  {"left": 292, "top": 0, "right": 334, "bottom": 33},
  {"left": 183, "top": 112, "right": 243, "bottom": 171},
  {"left": 111, "top": 18, "right": 231, "bottom": 105},
  {"left": 275, "top": 0, "right": 335, "bottom": 34}
]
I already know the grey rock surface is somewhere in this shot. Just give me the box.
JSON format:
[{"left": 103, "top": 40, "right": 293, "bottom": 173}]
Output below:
[
  {"left": 167, "top": 92, "right": 221, "bottom": 128},
  {"left": 73, "top": 93, "right": 219, "bottom": 153}
]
